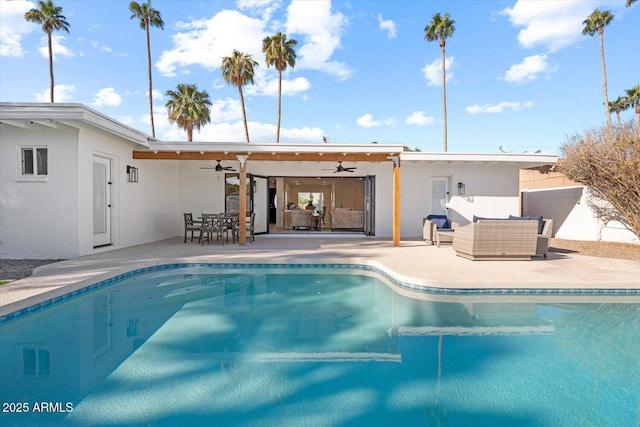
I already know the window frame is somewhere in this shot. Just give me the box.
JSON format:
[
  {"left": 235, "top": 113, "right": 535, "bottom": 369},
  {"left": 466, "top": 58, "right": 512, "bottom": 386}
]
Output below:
[{"left": 17, "top": 145, "right": 48, "bottom": 181}]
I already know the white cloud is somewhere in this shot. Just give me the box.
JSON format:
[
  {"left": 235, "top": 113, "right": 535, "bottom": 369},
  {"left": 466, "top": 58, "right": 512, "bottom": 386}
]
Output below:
[
  {"left": 504, "top": 54, "right": 557, "bottom": 83},
  {"left": 0, "top": 0, "right": 35, "bottom": 57},
  {"left": 33, "top": 84, "right": 75, "bottom": 102},
  {"left": 378, "top": 14, "right": 397, "bottom": 39},
  {"left": 150, "top": 89, "right": 163, "bottom": 100},
  {"left": 356, "top": 114, "right": 380, "bottom": 128},
  {"left": 90, "top": 39, "right": 126, "bottom": 56},
  {"left": 237, "top": 0, "right": 282, "bottom": 21},
  {"left": 38, "top": 34, "right": 74, "bottom": 59},
  {"left": 285, "top": 0, "right": 351, "bottom": 80},
  {"left": 356, "top": 113, "right": 395, "bottom": 129},
  {"left": 247, "top": 76, "right": 311, "bottom": 97},
  {"left": 90, "top": 40, "right": 112, "bottom": 53},
  {"left": 501, "top": 0, "right": 597, "bottom": 52},
  {"left": 156, "top": 9, "right": 265, "bottom": 77},
  {"left": 210, "top": 98, "right": 243, "bottom": 122},
  {"left": 422, "top": 56, "right": 454, "bottom": 86},
  {"left": 91, "top": 88, "right": 122, "bottom": 107},
  {"left": 161, "top": 119, "right": 323, "bottom": 143},
  {"left": 466, "top": 101, "right": 534, "bottom": 114},
  {"left": 405, "top": 111, "right": 435, "bottom": 126}
]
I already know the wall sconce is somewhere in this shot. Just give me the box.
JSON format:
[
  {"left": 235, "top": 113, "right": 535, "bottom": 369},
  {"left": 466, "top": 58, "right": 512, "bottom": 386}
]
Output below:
[
  {"left": 127, "top": 165, "right": 138, "bottom": 183},
  {"left": 457, "top": 182, "right": 465, "bottom": 195}
]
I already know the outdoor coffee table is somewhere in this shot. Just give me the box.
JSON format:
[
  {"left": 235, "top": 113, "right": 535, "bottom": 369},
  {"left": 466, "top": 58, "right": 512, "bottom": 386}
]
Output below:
[{"left": 436, "top": 230, "right": 454, "bottom": 247}]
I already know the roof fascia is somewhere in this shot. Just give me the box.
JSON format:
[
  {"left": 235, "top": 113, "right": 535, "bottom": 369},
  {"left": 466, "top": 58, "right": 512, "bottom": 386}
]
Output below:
[
  {"left": 400, "top": 152, "right": 558, "bottom": 166},
  {"left": 0, "top": 102, "right": 150, "bottom": 148},
  {"left": 147, "top": 141, "right": 404, "bottom": 155}
]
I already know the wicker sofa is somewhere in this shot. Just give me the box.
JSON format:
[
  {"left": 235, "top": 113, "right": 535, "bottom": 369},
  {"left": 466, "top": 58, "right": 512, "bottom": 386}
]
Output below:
[
  {"left": 330, "top": 209, "right": 364, "bottom": 231},
  {"left": 452, "top": 220, "right": 540, "bottom": 260}
]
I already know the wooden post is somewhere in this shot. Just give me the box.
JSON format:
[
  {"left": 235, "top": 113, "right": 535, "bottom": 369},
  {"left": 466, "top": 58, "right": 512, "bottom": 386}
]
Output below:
[
  {"left": 392, "top": 157, "right": 400, "bottom": 247},
  {"left": 238, "top": 156, "right": 247, "bottom": 246}
]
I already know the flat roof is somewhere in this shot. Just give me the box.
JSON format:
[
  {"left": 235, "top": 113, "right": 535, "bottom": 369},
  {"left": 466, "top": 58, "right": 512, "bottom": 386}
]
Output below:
[
  {"left": 0, "top": 102, "right": 151, "bottom": 147},
  {"left": 400, "top": 151, "right": 558, "bottom": 166}
]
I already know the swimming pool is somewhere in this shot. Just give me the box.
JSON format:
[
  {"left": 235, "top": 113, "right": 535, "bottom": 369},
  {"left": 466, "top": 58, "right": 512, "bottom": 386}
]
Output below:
[{"left": 0, "top": 265, "right": 638, "bottom": 426}]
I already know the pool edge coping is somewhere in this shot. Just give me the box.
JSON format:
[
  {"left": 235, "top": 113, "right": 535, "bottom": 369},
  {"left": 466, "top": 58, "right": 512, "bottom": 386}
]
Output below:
[{"left": 2, "top": 259, "right": 640, "bottom": 323}]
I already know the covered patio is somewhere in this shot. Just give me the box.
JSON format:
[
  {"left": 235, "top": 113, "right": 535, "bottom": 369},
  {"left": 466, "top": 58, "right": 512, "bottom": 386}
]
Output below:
[{"left": 134, "top": 143, "right": 403, "bottom": 246}]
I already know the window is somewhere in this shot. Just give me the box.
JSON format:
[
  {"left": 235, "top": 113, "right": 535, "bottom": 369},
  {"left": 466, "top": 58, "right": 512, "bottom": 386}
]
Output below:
[
  {"left": 22, "top": 346, "right": 50, "bottom": 377},
  {"left": 297, "top": 192, "right": 324, "bottom": 212},
  {"left": 21, "top": 147, "right": 48, "bottom": 176}
]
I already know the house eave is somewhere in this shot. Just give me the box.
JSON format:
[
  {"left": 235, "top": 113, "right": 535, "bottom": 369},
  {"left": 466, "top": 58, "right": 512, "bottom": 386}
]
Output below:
[
  {"left": 400, "top": 151, "right": 558, "bottom": 168},
  {"left": 0, "top": 102, "right": 151, "bottom": 148}
]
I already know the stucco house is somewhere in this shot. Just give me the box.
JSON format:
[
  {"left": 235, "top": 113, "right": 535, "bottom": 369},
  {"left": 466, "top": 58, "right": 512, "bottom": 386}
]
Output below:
[{"left": 0, "top": 103, "right": 558, "bottom": 259}]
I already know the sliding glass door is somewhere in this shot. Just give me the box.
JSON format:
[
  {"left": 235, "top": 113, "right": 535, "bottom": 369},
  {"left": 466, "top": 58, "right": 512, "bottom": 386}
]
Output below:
[
  {"left": 364, "top": 175, "right": 375, "bottom": 236},
  {"left": 224, "top": 173, "right": 269, "bottom": 235}
]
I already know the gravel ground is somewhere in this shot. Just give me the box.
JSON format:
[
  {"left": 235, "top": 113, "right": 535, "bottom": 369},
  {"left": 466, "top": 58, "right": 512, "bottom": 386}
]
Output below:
[
  {"left": 549, "top": 238, "right": 640, "bottom": 261},
  {"left": 1, "top": 239, "right": 638, "bottom": 282},
  {"left": 0, "top": 259, "right": 64, "bottom": 282}
]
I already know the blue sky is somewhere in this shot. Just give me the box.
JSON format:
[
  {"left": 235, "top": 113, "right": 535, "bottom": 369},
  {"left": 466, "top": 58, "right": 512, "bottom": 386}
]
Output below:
[{"left": 1, "top": 0, "right": 638, "bottom": 154}]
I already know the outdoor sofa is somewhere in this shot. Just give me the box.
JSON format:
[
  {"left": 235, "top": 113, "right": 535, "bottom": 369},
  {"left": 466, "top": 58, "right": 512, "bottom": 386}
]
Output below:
[{"left": 452, "top": 216, "right": 552, "bottom": 261}]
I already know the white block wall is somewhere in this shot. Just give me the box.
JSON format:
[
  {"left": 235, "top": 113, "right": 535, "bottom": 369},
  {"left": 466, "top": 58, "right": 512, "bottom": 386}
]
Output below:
[{"left": 522, "top": 186, "right": 639, "bottom": 244}]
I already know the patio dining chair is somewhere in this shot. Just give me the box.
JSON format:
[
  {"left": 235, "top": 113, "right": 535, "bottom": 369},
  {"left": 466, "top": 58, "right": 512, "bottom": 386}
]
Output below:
[
  {"left": 221, "top": 213, "right": 240, "bottom": 243},
  {"left": 200, "top": 214, "right": 225, "bottom": 245},
  {"left": 246, "top": 212, "right": 256, "bottom": 243},
  {"left": 183, "top": 212, "right": 202, "bottom": 243}
]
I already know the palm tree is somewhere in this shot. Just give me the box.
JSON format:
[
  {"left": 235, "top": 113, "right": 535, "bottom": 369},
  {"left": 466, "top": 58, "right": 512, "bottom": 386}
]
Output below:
[
  {"left": 424, "top": 13, "right": 455, "bottom": 152},
  {"left": 626, "top": 0, "right": 637, "bottom": 7},
  {"left": 608, "top": 96, "right": 629, "bottom": 128},
  {"left": 129, "top": 1, "right": 164, "bottom": 139},
  {"left": 625, "top": 84, "right": 640, "bottom": 134},
  {"left": 24, "top": 0, "right": 70, "bottom": 103},
  {"left": 222, "top": 50, "right": 259, "bottom": 143},
  {"left": 582, "top": 9, "right": 614, "bottom": 129},
  {"left": 262, "top": 32, "right": 297, "bottom": 143},
  {"left": 165, "top": 84, "right": 212, "bottom": 142}
]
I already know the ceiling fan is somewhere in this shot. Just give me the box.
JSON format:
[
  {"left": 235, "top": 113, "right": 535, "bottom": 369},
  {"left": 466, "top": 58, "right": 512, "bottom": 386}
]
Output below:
[
  {"left": 200, "top": 160, "right": 236, "bottom": 172},
  {"left": 323, "top": 161, "right": 357, "bottom": 173}
]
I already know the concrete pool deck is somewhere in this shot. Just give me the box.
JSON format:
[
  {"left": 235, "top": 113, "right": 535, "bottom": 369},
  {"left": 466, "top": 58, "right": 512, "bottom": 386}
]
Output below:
[{"left": 1, "top": 236, "right": 640, "bottom": 316}]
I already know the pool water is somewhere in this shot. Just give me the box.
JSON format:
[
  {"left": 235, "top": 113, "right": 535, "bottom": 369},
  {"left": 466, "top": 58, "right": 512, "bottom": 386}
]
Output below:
[{"left": 0, "top": 266, "right": 638, "bottom": 426}]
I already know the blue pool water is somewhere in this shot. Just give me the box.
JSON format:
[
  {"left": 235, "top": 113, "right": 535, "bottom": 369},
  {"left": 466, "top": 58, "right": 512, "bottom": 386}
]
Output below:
[{"left": 0, "top": 265, "right": 638, "bottom": 426}]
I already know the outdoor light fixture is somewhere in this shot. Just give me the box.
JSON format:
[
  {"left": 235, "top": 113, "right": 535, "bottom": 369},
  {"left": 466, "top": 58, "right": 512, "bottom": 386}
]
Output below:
[
  {"left": 458, "top": 182, "right": 465, "bottom": 195},
  {"left": 127, "top": 165, "right": 138, "bottom": 183}
]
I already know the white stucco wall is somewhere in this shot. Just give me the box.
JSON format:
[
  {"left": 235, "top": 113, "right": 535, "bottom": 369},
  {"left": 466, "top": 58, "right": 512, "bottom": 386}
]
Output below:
[
  {"left": 522, "top": 186, "right": 639, "bottom": 244},
  {"left": 0, "top": 124, "right": 80, "bottom": 258},
  {"left": 400, "top": 161, "right": 523, "bottom": 238}
]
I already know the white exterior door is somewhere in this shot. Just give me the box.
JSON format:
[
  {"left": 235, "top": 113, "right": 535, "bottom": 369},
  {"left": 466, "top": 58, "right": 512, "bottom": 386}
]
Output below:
[
  {"left": 430, "top": 177, "right": 449, "bottom": 215},
  {"left": 93, "top": 156, "right": 112, "bottom": 247}
]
